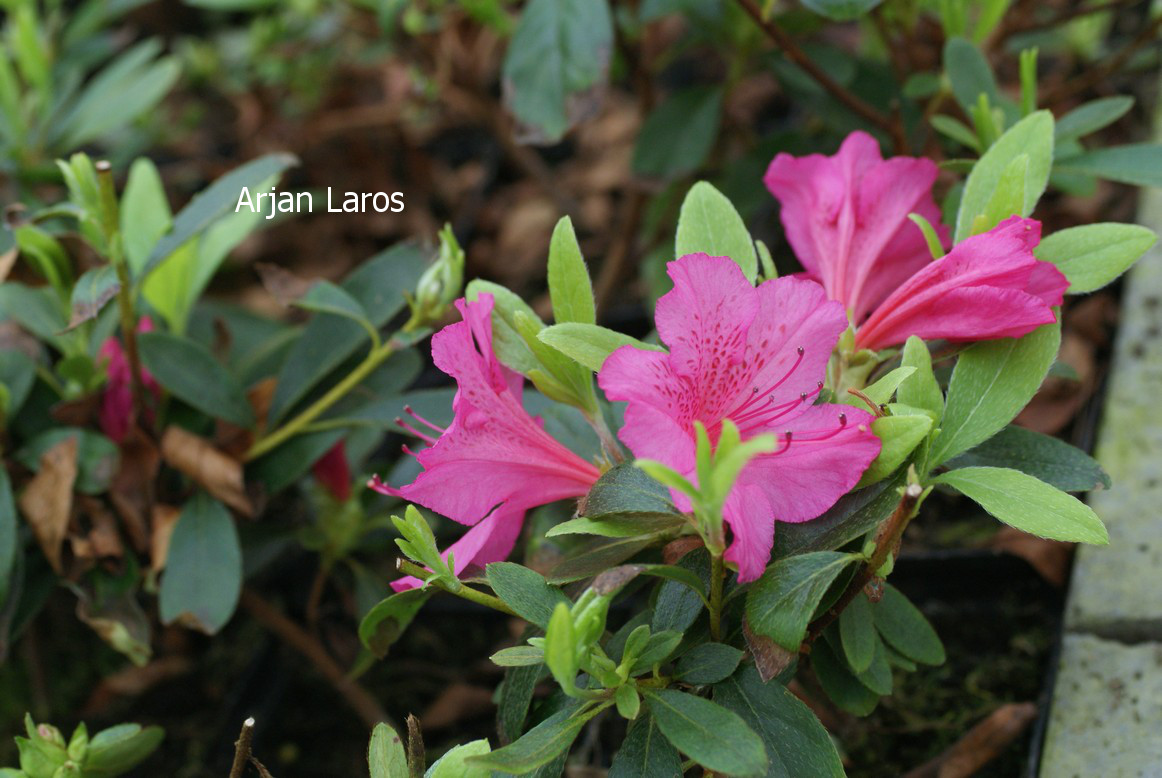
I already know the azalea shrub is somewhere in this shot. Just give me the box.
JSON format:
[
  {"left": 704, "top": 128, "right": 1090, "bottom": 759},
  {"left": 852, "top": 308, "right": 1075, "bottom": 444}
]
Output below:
[{"left": 2, "top": 0, "right": 1161, "bottom": 776}]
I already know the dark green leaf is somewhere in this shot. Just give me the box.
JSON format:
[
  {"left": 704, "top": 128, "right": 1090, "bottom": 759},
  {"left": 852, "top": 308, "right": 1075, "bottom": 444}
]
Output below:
[
  {"left": 608, "top": 714, "right": 682, "bottom": 778},
  {"left": 838, "top": 594, "right": 876, "bottom": 674},
  {"left": 0, "top": 349, "right": 36, "bottom": 419},
  {"left": 548, "top": 536, "right": 658, "bottom": 584},
  {"left": 715, "top": 664, "right": 845, "bottom": 778},
  {"left": 138, "top": 331, "right": 255, "bottom": 427},
  {"left": 871, "top": 584, "right": 945, "bottom": 666},
  {"left": 501, "top": 0, "right": 613, "bottom": 143},
  {"left": 652, "top": 549, "right": 709, "bottom": 633},
  {"left": 359, "top": 588, "right": 432, "bottom": 659},
  {"left": 810, "top": 639, "right": 880, "bottom": 716},
  {"left": 644, "top": 689, "right": 767, "bottom": 777},
  {"left": 946, "top": 425, "right": 1110, "bottom": 492},
  {"left": 943, "top": 37, "right": 1001, "bottom": 115},
  {"left": 800, "top": 0, "right": 883, "bottom": 21},
  {"left": 633, "top": 87, "right": 722, "bottom": 179},
  {"left": 1055, "top": 96, "right": 1134, "bottom": 143},
  {"left": 498, "top": 663, "right": 542, "bottom": 744},
  {"left": 16, "top": 428, "right": 119, "bottom": 495},
  {"left": 0, "top": 470, "right": 16, "bottom": 609},
  {"left": 487, "top": 562, "right": 569, "bottom": 629},
  {"left": 159, "top": 494, "right": 242, "bottom": 634},
  {"left": 1054, "top": 143, "right": 1162, "bottom": 188},
  {"left": 746, "top": 552, "right": 857, "bottom": 650},
  {"left": 85, "top": 723, "right": 165, "bottom": 773},
  {"left": 141, "top": 154, "right": 298, "bottom": 278},
  {"left": 67, "top": 265, "right": 120, "bottom": 329},
  {"left": 774, "top": 475, "right": 904, "bottom": 559},
  {"left": 675, "top": 642, "right": 744, "bottom": 684},
  {"left": 581, "top": 463, "right": 677, "bottom": 518}
]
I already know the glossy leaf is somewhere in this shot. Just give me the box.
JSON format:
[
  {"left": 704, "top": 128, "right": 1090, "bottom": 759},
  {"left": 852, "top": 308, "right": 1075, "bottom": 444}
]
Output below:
[{"left": 538, "top": 323, "right": 665, "bottom": 373}]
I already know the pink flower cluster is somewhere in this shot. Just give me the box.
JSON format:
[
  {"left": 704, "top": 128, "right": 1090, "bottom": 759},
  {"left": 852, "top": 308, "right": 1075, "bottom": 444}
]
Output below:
[{"left": 373, "top": 132, "right": 1069, "bottom": 586}]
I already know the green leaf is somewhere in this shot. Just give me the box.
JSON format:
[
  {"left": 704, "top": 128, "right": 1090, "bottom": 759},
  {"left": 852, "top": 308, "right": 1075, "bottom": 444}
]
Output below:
[
  {"left": 644, "top": 689, "right": 767, "bottom": 777},
  {"left": 538, "top": 323, "right": 665, "bottom": 373},
  {"left": 810, "top": 639, "right": 880, "bottom": 715},
  {"left": 427, "top": 739, "right": 491, "bottom": 778},
  {"left": 856, "top": 414, "right": 933, "bottom": 488},
  {"left": 159, "top": 494, "right": 242, "bottom": 634},
  {"left": 870, "top": 584, "right": 945, "bottom": 666},
  {"left": 269, "top": 244, "right": 424, "bottom": 423},
  {"left": 368, "top": 722, "right": 409, "bottom": 778},
  {"left": 746, "top": 552, "right": 857, "bottom": 651},
  {"left": 615, "top": 684, "right": 641, "bottom": 720},
  {"left": 629, "top": 630, "right": 683, "bottom": 674},
  {"left": 547, "top": 216, "right": 596, "bottom": 325},
  {"left": 501, "top": 0, "right": 612, "bottom": 143},
  {"left": 67, "top": 266, "right": 120, "bottom": 329},
  {"left": 498, "top": 664, "right": 541, "bottom": 743},
  {"left": 546, "top": 513, "right": 685, "bottom": 539},
  {"left": 491, "top": 646, "right": 546, "bottom": 667},
  {"left": 581, "top": 463, "right": 677, "bottom": 519},
  {"left": 845, "top": 366, "right": 916, "bottom": 407},
  {"left": 1055, "top": 96, "right": 1134, "bottom": 143},
  {"left": 838, "top": 594, "right": 876, "bottom": 674},
  {"left": 0, "top": 470, "right": 17, "bottom": 610},
  {"left": 609, "top": 714, "right": 681, "bottom": 778},
  {"left": 930, "top": 322, "right": 1060, "bottom": 466},
  {"left": 467, "top": 704, "right": 599, "bottom": 773},
  {"left": 0, "top": 349, "right": 36, "bottom": 420},
  {"left": 675, "top": 643, "right": 744, "bottom": 684},
  {"left": 898, "top": 336, "right": 943, "bottom": 421},
  {"left": 141, "top": 153, "right": 298, "bottom": 279},
  {"left": 632, "top": 87, "right": 722, "bottom": 179},
  {"left": 487, "top": 562, "right": 570, "bottom": 630},
  {"left": 974, "top": 153, "right": 1028, "bottom": 235},
  {"left": 715, "top": 664, "right": 845, "bottom": 778},
  {"left": 466, "top": 280, "right": 544, "bottom": 374},
  {"left": 652, "top": 549, "right": 709, "bottom": 634},
  {"left": 121, "top": 158, "right": 173, "bottom": 273},
  {"left": 946, "top": 425, "right": 1109, "bottom": 492},
  {"left": 933, "top": 466, "right": 1108, "bottom": 544},
  {"left": 544, "top": 602, "right": 579, "bottom": 694},
  {"left": 293, "top": 280, "right": 373, "bottom": 324},
  {"left": 800, "top": 0, "right": 883, "bottom": 21},
  {"left": 774, "top": 475, "right": 904, "bottom": 559},
  {"left": 943, "top": 37, "right": 1001, "bottom": 115},
  {"left": 847, "top": 631, "right": 892, "bottom": 695},
  {"left": 1054, "top": 143, "right": 1162, "bottom": 189},
  {"left": 548, "top": 536, "right": 659, "bottom": 584},
  {"left": 359, "top": 588, "right": 432, "bottom": 659},
  {"left": 16, "top": 428, "right": 119, "bottom": 495},
  {"left": 85, "top": 723, "right": 165, "bottom": 773},
  {"left": 955, "top": 111, "right": 1054, "bottom": 243},
  {"left": 675, "top": 181, "right": 757, "bottom": 283},
  {"left": 1035, "top": 223, "right": 1156, "bottom": 294},
  {"left": 137, "top": 331, "right": 255, "bottom": 427}
]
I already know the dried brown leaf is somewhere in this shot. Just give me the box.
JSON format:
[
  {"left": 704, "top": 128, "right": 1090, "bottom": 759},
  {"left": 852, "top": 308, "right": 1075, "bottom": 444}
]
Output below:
[
  {"left": 18, "top": 436, "right": 78, "bottom": 573},
  {"left": 110, "top": 427, "right": 159, "bottom": 552},
  {"left": 160, "top": 426, "right": 253, "bottom": 516},
  {"left": 744, "top": 618, "right": 795, "bottom": 682},
  {"left": 150, "top": 504, "right": 181, "bottom": 574}
]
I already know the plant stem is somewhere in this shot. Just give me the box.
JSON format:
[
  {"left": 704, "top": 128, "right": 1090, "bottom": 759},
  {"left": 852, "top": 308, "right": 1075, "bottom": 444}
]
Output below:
[
  {"left": 709, "top": 551, "right": 725, "bottom": 642},
  {"left": 732, "top": 0, "right": 906, "bottom": 152},
  {"left": 802, "top": 483, "right": 923, "bottom": 649},
  {"left": 396, "top": 560, "right": 518, "bottom": 617},
  {"left": 227, "top": 718, "right": 255, "bottom": 778},
  {"left": 245, "top": 338, "right": 396, "bottom": 460}
]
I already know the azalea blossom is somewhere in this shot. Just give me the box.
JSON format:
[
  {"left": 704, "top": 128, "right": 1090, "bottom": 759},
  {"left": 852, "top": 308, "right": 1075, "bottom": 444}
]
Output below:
[
  {"left": 598, "top": 254, "right": 881, "bottom": 582},
  {"left": 765, "top": 132, "right": 1068, "bottom": 352},
  {"left": 371, "top": 294, "right": 601, "bottom": 589},
  {"left": 765, "top": 130, "right": 947, "bottom": 324},
  {"left": 312, "top": 441, "right": 352, "bottom": 502},
  {"left": 97, "top": 317, "right": 160, "bottom": 443},
  {"left": 852, "top": 216, "right": 1068, "bottom": 351}
]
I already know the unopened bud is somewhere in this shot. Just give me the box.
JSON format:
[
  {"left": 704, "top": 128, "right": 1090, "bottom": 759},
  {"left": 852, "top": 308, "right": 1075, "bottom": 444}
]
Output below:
[{"left": 404, "top": 224, "right": 464, "bottom": 331}]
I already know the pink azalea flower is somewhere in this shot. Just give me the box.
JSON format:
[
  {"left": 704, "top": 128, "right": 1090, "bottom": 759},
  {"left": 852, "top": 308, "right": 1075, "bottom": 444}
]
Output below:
[
  {"left": 598, "top": 254, "right": 881, "bottom": 582},
  {"left": 312, "top": 441, "right": 352, "bottom": 502},
  {"left": 371, "top": 293, "right": 601, "bottom": 589},
  {"left": 765, "top": 131, "right": 948, "bottom": 324},
  {"left": 766, "top": 132, "right": 1068, "bottom": 352},
  {"left": 97, "top": 317, "right": 160, "bottom": 443},
  {"left": 853, "top": 216, "right": 1068, "bottom": 351}
]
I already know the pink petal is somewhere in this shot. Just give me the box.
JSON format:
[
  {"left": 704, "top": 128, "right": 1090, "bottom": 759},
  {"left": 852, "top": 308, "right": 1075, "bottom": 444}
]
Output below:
[
  {"left": 312, "top": 441, "right": 351, "bottom": 502},
  {"left": 722, "top": 482, "right": 774, "bottom": 584},
  {"left": 855, "top": 216, "right": 1068, "bottom": 351},
  {"left": 391, "top": 506, "right": 525, "bottom": 592},
  {"left": 765, "top": 131, "right": 944, "bottom": 321}
]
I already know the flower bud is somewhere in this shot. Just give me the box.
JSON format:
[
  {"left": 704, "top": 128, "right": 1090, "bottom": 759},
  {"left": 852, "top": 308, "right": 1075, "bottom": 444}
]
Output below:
[{"left": 404, "top": 224, "right": 464, "bottom": 331}]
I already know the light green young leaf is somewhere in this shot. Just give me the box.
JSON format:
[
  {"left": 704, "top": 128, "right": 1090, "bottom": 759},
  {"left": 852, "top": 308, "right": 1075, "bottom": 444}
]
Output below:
[
  {"left": 426, "top": 739, "right": 490, "bottom": 778},
  {"left": 973, "top": 153, "right": 1027, "bottom": 236},
  {"left": 930, "top": 322, "right": 1059, "bottom": 467},
  {"left": 121, "top": 158, "right": 173, "bottom": 273},
  {"left": 908, "top": 213, "right": 947, "bottom": 259},
  {"left": 368, "top": 722, "right": 408, "bottom": 778},
  {"left": 955, "top": 111, "right": 1054, "bottom": 243},
  {"left": 930, "top": 115, "right": 982, "bottom": 153},
  {"left": 897, "top": 336, "right": 944, "bottom": 421},
  {"left": 490, "top": 646, "right": 546, "bottom": 667},
  {"left": 547, "top": 216, "right": 595, "bottom": 325},
  {"left": 844, "top": 367, "right": 916, "bottom": 408},
  {"left": 538, "top": 323, "right": 664, "bottom": 372},
  {"left": 856, "top": 414, "right": 933, "bottom": 488},
  {"left": 675, "top": 181, "right": 757, "bottom": 283},
  {"left": 1035, "top": 223, "right": 1156, "bottom": 294},
  {"left": 933, "top": 466, "right": 1108, "bottom": 544}
]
